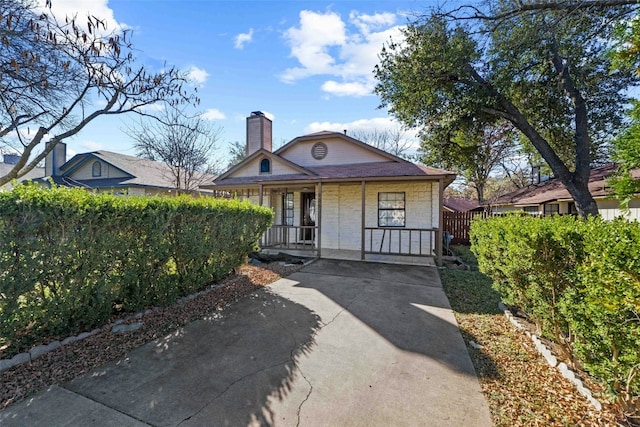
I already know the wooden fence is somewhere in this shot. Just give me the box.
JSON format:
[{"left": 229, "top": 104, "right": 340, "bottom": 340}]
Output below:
[{"left": 443, "top": 211, "right": 490, "bottom": 245}]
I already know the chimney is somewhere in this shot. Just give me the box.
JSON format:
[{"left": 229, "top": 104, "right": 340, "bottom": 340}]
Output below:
[
  {"left": 45, "top": 142, "right": 67, "bottom": 177},
  {"left": 246, "top": 111, "right": 272, "bottom": 156}
]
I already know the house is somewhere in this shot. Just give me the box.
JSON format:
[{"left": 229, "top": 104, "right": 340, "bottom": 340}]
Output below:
[
  {"left": 488, "top": 163, "right": 640, "bottom": 220},
  {"left": 37, "top": 143, "right": 216, "bottom": 196},
  {"left": 201, "top": 112, "right": 456, "bottom": 265},
  {"left": 0, "top": 154, "right": 45, "bottom": 189}
]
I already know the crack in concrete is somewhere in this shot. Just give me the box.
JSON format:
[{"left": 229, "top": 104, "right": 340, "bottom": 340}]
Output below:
[
  {"left": 291, "top": 285, "right": 365, "bottom": 426},
  {"left": 295, "top": 368, "right": 313, "bottom": 427},
  {"left": 175, "top": 358, "right": 290, "bottom": 426}
]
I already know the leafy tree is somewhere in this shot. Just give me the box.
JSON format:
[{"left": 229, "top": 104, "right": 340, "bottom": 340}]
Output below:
[
  {"left": 420, "top": 120, "right": 516, "bottom": 202},
  {"left": 608, "top": 17, "right": 640, "bottom": 208},
  {"left": 226, "top": 141, "right": 247, "bottom": 169},
  {"left": 374, "top": 2, "right": 638, "bottom": 216},
  {"left": 0, "top": 0, "right": 197, "bottom": 185},
  {"left": 125, "top": 107, "right": 221, "bottom": 192}
]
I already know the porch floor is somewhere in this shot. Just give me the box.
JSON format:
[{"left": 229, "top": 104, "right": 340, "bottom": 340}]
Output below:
[{"left": 262, "top": 248, "right": 436, "bottom": 267}]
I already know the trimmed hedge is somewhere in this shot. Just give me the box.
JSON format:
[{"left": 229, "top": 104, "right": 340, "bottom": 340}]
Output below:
[
  {"left": 0, "top": 184, "right": 273, "bottom": 355},
  {"left": 471, "top": 215, "right": 639, "bottom": 412}
]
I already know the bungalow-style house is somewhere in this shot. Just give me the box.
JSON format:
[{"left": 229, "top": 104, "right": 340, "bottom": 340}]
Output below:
[
  {"left": 202, "top": 112, "right": 456, "bottom": 265},
  {"left": 488, "top": 163, "right": 640, "bottom": 220},
  {"left": 37, "top": 142, "right": 216, "bottom": 196}
]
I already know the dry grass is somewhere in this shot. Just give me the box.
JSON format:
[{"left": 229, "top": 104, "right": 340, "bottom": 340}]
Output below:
[{"left": 441, "top": 246, "right": 628, "bottom": 426}]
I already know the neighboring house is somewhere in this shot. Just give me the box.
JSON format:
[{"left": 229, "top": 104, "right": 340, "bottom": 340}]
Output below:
[
  {"left": 201, "top": 111, "right": 456, "bottom": 265},
  {"left": 0, "top": 154, "right": 45, "bottom": 190},
  {"left": 37, "top": 143, "right": 216, "bottom": 196},
  {"left": 443, "top": 197, "right": 483, "bottom": 213},
  {"left": 488, "top": 163, "right": 640, "bottom": 220}
]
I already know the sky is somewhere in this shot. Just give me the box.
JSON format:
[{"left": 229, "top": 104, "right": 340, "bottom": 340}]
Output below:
[{"left": 37, "top": 0, "right": 443, "bottom": 166}]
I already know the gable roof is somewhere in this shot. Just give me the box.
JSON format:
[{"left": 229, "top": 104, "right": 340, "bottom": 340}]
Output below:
[
  {"left": 60, "top": 151, "right": 216, "bottom": 191},
  {"left": 208, "top": 131, "right": 456, "bottom": 188},
  {"left": 215, "top": 148, "right": 315, "bottom": 181},
  {"left": 490, "top": 163, "right": 623, "bottom": 206},
  {"left": 274, "top": 131, "right": 402, "bottom": 163}
]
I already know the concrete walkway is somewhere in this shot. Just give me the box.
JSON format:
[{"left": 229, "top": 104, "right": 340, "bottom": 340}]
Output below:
[{"left": 0, "top": 259, "right": 492, "bottom": 427}]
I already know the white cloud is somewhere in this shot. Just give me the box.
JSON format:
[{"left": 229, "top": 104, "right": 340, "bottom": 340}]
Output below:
[
  {"left": 201, "top": 109, "right": 226, "bottom": 121},
  {"left": 37, "top": 0, "right": 128, "bottom": 35},
  {"left": 281, "top": 10, "right": 347, "bottom": 82},
  {"left": 235, "top": 28, "right": 254, "bottom": 49},
  {"left": 321, "top": 80, "right": 371, "bottom": 97},
  {"left": 186, "top": 66, "right": 209, "bottom": 87},
  {"left": 349, "top": 11, "right": 396, "bottom": 35},
  {"left": 280, "top": 10, "right": 406, "bottom": 98}
]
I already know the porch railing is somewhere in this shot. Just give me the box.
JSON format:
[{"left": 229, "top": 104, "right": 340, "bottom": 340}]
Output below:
[
  {"left": 364, "top": 227, "right": 439, "bottom": 258},
  {"left": 261, "top": 225, "right": 318, "bottom": 252}
]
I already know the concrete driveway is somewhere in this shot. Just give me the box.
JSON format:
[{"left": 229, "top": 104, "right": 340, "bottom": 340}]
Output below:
[{"left": 0, "top": 259, "right": 492, "bottom": 427}]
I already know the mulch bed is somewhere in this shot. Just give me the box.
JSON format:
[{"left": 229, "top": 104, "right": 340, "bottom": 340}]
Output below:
[{"left": 0, "top": 262, "right": 303, "bottom": 410}]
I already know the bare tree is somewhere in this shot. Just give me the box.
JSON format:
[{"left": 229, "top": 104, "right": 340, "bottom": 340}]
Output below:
[
  {"left": 349, "top": 127, "right": 414, "bottom": 159},
  {"left": 125, "top": 107, "right": 221, "bottom": 192},
  {"left": 0, "top": 0, "right": 197, "bottom": 185}
]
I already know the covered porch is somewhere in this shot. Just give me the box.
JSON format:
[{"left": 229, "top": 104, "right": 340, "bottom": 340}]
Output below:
[{"left": 230, "top": 178, "right": 444, "bottom": 266}]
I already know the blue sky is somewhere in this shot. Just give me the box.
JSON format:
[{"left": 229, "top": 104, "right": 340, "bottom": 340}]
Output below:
[{"left": 42, "top": 0, "right": 437, "bottom": 165}]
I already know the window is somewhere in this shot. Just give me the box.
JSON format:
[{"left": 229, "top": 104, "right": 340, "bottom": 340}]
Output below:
[
  {"left": 260, "top": 158, "right": 271, "bottom": 174},
  {"left": 378, "top": 192, "right": 405, "bottom": 227},
  {"left": 282, "top": 192, "right": 294, "bottom": 226},
  {"left": 523, "top": 206, "right": 540, "bottom": 215},
  {"left": 544, "top": 203, "right": 559, "bottom": 216},
  {"left": 92, "top": 161, "right": 101, "bottom": 177}
]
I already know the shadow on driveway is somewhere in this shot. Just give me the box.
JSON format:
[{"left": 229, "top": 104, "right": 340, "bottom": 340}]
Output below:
[{"left": 0, "top": 259, "right": 492, "bottom": 426}]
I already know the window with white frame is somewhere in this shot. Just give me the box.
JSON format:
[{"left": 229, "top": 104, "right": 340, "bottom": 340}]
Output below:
[
  {"left": 282, "top": 192, "right": 294, "bottom": 226},
  {"left": 378, "top": 192, "right": 405, "bottom": 227}
]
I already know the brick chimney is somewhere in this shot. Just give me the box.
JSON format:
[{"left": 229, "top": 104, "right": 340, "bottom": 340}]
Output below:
[
  {"left": 246, "top": 111, "right": 272, "bottom": 156},
  {"left": 45, "top": 142, "right": 67, "bottom": 177}
]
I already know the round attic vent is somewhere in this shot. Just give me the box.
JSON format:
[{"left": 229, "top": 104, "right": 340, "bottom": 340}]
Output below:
[{"left": 311, "top": 142, "right": 328, "bottom": 160}]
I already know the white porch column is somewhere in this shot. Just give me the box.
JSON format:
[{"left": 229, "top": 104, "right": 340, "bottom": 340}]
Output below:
[
  {"left": 437, "top": 179, "right": 443, "bottom": 267},
  {"left": 317, "top": 182, "right": 322, "bottom": 257}
]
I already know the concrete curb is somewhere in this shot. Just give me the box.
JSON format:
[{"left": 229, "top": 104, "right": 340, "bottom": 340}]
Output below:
[{"left": 498, "top": 302, "right": 603, "bottom": 411}]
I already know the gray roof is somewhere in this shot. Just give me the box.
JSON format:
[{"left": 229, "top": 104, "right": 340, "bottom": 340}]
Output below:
[
  {"left": 0, "top": 163, "right": 45, "bottom": 189},
  {"left": 61, "top": 151, "right": 217, "bottom": 192}
]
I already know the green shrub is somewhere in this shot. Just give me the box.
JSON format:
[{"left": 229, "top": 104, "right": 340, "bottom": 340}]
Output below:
[
  {"left": 0, "top": 184, "right": 272, "bottom": 354},
  {"left": 560, "top": 217, "right": 640, "bottom": 409},
  {"left": 470, "top": 214, "right": 583, "bottom": 343},
  {"left": 471, "top": 214, "right": 640, "bottom": 414}
]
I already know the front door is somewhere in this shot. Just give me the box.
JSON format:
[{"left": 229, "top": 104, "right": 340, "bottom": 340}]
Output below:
[{"left": 301, "top": 192, "right": 316, "bottom": 241}]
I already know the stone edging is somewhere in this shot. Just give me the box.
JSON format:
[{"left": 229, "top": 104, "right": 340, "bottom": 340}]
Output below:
[
  {"left": 498, "top": 302, "right": 603, "bottom": 411},
  {"left": 0, "top": 306, "right": 160, "bottom": 373},
  {"left": 0, "top": 262, "right": 308, "bottom": 374}
]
